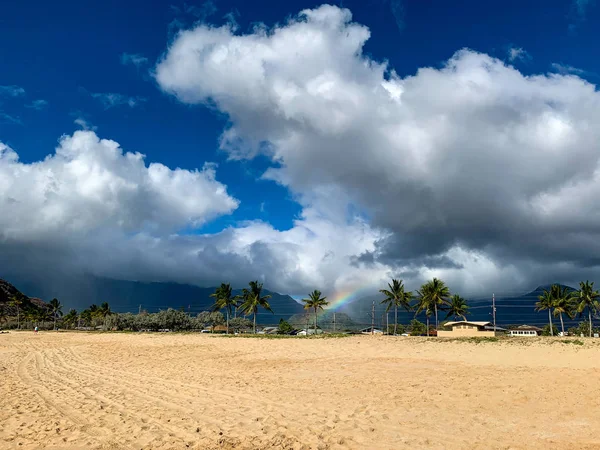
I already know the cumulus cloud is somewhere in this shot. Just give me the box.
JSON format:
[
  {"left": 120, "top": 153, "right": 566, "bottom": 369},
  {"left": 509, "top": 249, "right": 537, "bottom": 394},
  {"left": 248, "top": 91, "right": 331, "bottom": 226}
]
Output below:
[
  {"left": 120, "top": 52, "right": 149, "bottom": 68},
  {"left": 0, "top": 130, "right": 238, "bottom": 239},
  {"left": 154, "top": 4, "right": 600, "bottom": 295},
  {"left": 0, "top": 129, "right": 386, "bottom": 296},
  {"left": 91, "top": 92, "right": 147, "bottom": 109}
]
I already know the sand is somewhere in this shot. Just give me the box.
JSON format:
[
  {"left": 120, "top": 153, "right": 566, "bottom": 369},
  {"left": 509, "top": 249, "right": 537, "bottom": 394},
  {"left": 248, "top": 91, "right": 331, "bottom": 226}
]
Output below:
[{"left": 2, "top": 332, "right": 600, "bottom": 450}]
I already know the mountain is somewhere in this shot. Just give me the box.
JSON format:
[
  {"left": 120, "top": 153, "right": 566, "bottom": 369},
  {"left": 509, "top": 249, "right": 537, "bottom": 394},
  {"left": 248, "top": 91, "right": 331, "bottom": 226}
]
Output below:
[
  {"left": 335, "top": 284, "right": 584, "bottom": 329},
  {"left": 1, "top": 275, "right": 304, "bottom": 326},
  {"left": 467, "top": 285, "right": 580, "bottom": 328},
  {"left": 287, "top": 311, "right": 360, "bottom": 331},
  {"left": 0, "top": 278, "right": 49, "bottom": 316}
]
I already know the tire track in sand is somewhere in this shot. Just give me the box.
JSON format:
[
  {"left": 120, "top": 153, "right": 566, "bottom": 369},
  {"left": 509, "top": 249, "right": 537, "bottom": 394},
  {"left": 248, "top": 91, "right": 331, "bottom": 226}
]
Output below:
[{"left": 37, "top": 348, "right": 201, "bottom": 448}]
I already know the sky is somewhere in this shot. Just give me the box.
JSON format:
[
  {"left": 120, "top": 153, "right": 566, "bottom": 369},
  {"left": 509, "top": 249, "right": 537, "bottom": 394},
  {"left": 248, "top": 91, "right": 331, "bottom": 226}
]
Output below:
[{"left": 1, "top": 0, "right": 600, "bottom": 300}]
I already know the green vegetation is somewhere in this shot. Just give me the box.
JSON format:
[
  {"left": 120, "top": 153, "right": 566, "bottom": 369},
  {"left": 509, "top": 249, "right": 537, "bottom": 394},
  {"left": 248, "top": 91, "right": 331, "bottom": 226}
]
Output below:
[
  {"left": 573, "top": 281, "right": 600, "bottom": 338},
  {"left": 49, "top": 298, "right": 63, "bottom": 330},
  {"left": 379, "top": 279, "right": 413, "bottom": 335},
  {"left": 446, "top": 294, "right": 469, "bottom": 321},
  {"left": 238, "top": 281, "right": 273, "bottom": 333},
  {"left": 409, "top": 319, "right": 427, "bottom": 336},
  {"left": 210, "top": 283, "right": 236, "bottom": 334},
  {"left": 277, "top": 319, "right": 294, "bottom": 335},
  {"left": 542, "top": 323, "right": 559, "bottom": 336},
  {"left": 302, "top": 290, "right": 329, "bottom": 335},
  {"left": 535, "top": 289, "right": 556, "bottom": 336},
  {"left": 9, "top": 293, "right": 25, "bottom": 329},
  {"left": 414, "top": 278, "right": 451, "bottom": 335}
]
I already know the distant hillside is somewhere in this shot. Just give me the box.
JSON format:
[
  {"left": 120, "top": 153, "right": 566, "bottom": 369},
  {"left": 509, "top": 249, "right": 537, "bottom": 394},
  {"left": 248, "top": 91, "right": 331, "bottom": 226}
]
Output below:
[
  {"left": 0, "top": 278, "right": 49, "bottom": 316},
  {"left": 467, "top": 285, "right": 580, "bottom": 328},
  {"left": 288, "top": 311, "right": 359, "bottom": 331},
  {"left": 336, "top": 284, "right": 584, "bottom": 328},
  {"left": 2, "top": 274, "right": 304, "bottom": 326}
]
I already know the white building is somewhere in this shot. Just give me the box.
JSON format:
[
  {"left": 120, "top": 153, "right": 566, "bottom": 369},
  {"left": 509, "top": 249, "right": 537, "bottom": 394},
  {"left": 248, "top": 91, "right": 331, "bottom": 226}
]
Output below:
[{"left": 508, "top": 325, "right": 542, "bottom": 337}]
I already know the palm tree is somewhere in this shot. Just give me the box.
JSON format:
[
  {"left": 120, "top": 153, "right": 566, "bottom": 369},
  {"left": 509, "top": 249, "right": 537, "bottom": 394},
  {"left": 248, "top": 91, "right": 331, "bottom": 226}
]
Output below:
[
  {"left": 302, "top": 290, "right": 329, "bottom": 334},
  {"left": 414, "top": 298, "right": 434, "bottom": 336},
  {"left": 49, "top": 298, "right": 63, "bottom": 330},
  {"left": 550, "top": 284, "right": 575, "bottom": 335},
  {"left": 417, "top": 278, "right": 450, "bottom": 330},
  {"left": 210, "top": 283, "right": 237, "bottom": 334},
  {"left": 99, "top": 302, "right": 112, "bottom": 329},
  {"left": 22, "top": 307, "right": 36, "bottom": 329},
  {"left": 379, "top": 279, "right": 413, "bottom": 335},
  {"left": 535, "top": 288, "right": 555, "bottom": 336},
  {"left": 238, "top": 281, "right": 273, "bottom": 333},
  {"left": 63, "top": 309, "right": 78, "bottom": 329},
  {"left": 573, "top": 281, "right": 600, "bottom": 337},
  {"left": 446, "top": 294, "right": 470, "bottom": 321},
  {"left": 9, "top": 294, "right": 24, "bottom": 330},
  {"left": 88, "top": 304, "right": 99, "bottom": 326},
  {"left": 80, "top": 309, "right": 92, "bottom": 327}
]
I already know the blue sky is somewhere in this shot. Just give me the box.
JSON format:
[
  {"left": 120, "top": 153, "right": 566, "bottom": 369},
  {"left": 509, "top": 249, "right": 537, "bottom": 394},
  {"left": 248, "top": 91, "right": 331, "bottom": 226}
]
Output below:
[
  {"left": 2, "top": 0, "right": 600, "bottom": 297},
  {"left": 2, "top": 0, "right": 597, "bottom": 232}
]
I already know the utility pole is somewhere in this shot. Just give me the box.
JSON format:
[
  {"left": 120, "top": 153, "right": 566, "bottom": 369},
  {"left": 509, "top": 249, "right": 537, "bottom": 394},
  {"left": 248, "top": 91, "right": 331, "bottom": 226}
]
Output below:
[
  {"left": 333, "top": 312, "right": 336, "bottom": 333},
  {"left": 492, "top": 293, "right": 496, "bottom": 332},
  {"left": 371, "top": 300, "right": 375, "bottom": 335}
]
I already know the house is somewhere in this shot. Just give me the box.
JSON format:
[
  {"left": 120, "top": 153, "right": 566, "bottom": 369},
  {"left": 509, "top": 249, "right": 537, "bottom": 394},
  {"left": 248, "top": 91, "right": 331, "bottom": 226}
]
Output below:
[
  {"left": 508, "top": 325, "right": 542, "bottom": 337},
  {"left": 438, "top": 321, "right": 506, "bottom": 337},
  {"left": 359, "top": 327, "right": 384, "bottom": 335}
]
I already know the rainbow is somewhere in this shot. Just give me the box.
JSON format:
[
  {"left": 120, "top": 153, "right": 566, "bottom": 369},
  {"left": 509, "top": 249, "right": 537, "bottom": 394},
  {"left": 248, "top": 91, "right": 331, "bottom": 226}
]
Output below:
[{"left": 327, "top": 283, "right": 379, "bottom": 310}]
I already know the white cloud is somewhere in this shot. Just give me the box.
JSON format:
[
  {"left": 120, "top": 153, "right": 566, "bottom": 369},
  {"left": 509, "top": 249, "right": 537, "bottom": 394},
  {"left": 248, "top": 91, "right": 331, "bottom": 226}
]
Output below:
[
  {"left": 25, "top": 99, "right": 49, "bottom": 110},
  {"left": 73, "top": 117, "right": 96, "bottom": 131},
  {"left": 550, "top": 62, "right": 587, "bottom": 75},
  {"left": 120, "top": 52, "right": 149, "bottom": 68},
  {"left": 154, "top": 4, "right": 600, "bottom": 295},
  {"left": 0, "top": 85, "right": 25, "bottom": 97},
  {"left": 91, "top": 92, "right": 147, "bottom": 109},
  {"left": 0, "top": 130, "right": 238, "bottom": 239},
  {"left": 507, "top": 46, "right": 530, "bottom": 63}
]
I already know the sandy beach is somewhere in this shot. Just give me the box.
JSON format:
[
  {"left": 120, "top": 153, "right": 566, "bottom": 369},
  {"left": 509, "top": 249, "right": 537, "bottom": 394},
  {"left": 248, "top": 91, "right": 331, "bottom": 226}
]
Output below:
[{"left": 1, "top": 332, "right": 600, "bottom": 449}]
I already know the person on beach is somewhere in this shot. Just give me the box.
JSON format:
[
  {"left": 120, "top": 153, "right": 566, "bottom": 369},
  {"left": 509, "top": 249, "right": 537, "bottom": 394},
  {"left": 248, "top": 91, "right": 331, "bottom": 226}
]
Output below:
[{"left": 34, "top": 326, "right": 38, "bottom": 333}]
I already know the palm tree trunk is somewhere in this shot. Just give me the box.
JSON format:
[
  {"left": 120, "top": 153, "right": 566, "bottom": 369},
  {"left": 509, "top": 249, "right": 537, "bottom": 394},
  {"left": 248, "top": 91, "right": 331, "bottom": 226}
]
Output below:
[
  {"left": 394, "top": 305, "right": 398, "bottom": 336},
  {"left": 314, "top": 307, "right": 318, "bottom": 334},
  {"left": 548, "top": 309, "right": 553, "bottom": 336},
  {"left": 54, "top": 312, "right": 57, "bottom": 331},
  {"left": 253, "top": 311, "right": 257, "bottom": 334},
  {"left": 226, "top": 310, "right": 229, "bottom": 334},
  {"left": 426, "top": 317, "right": 430, "bottom": 337},
  {"left": 559, "top": 313, "right": 564, "bottom": 334},
  {"left": 17, "top": 307, "right": 20, "bottom": 330},
  {"left": 434, "top": 304, "right": 438, "bottom": 330},
  {"left": 589, "top": 309, "right": 593, "bottom": 338}
]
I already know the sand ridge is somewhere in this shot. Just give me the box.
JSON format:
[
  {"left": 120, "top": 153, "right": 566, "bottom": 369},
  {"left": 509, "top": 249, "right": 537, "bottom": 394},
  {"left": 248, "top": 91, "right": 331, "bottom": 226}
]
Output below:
[{"left": 1, "top": 332, "right": 600, "bottom": 449}]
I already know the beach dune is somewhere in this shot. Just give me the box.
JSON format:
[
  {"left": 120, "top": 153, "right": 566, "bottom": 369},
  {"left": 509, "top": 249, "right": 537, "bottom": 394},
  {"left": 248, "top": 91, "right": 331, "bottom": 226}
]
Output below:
[{"left": 1, "top": 332, "right": 600, "bottom": 449}]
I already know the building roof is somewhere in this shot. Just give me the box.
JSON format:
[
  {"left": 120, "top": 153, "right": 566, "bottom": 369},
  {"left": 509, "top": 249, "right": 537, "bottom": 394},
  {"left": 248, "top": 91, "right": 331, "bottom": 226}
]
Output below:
[
  {"left": 445, "top": 321, "right": 492, "bottom": 327},
  {"left": 510, "top": 325, "right": 543, "bottom": 331},
  {"left": 483, "top": 325, "right": 507, "bottom": 331}
]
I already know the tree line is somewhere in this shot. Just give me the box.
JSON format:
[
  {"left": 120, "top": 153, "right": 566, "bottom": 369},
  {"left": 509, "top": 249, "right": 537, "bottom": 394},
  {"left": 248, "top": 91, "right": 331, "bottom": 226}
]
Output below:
[
  {"left": 534, "top": 281, "right": 600, "bottom": 337},
  {"left": 2, "top": 278, "right": 599, "bottom": 336}
]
